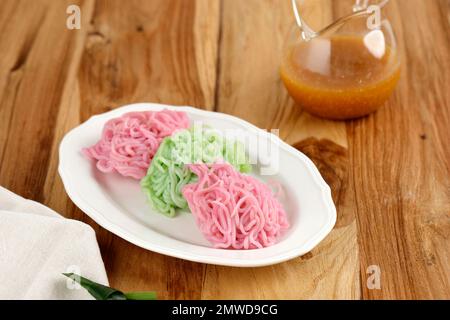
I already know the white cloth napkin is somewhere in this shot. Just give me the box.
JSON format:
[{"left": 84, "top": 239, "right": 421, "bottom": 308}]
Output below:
[{"left": 0, "top": 186, "right": 108, "bottom": 299}]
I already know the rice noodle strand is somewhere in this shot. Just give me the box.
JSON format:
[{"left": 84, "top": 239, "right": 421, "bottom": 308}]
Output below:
[
  {"left": 182, "top": 163, "right": 289, "bottom": 249},
  {"left": 82, "top": 110, "right": 189, "bottom": 179},
  {"left": 141, "top": 126, "right": 252, "bottom": 217}
]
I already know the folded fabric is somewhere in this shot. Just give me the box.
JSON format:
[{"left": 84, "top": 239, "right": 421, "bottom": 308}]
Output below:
[{"left": 0, "top": 186, "right": 108, "bottom": 299}]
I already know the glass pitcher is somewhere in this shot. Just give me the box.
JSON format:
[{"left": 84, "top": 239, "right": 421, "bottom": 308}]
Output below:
[{"left": 280, "top": 0, "right": 400, "bottom": 120}]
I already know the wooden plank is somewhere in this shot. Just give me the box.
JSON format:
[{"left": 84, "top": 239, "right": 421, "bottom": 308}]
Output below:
[
  {"left": 349, "top": 0, "right": 450, "bottom": 299},
  {"left": 0, "top": 0, "right": 90, "bottom": 200},
  {"left": 204, "top": 0, "right": 360, "bottom": 299},
  {"left": 0, "top": 0, "right": 447, "bottom": 300},
  {"left": 42, "top": 0, "right": 221, "bottom": 299}
]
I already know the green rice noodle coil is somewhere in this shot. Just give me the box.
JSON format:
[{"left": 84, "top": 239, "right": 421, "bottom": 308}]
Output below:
[{"left": 141, "top": 126, "right": 252, "bottom": 217}]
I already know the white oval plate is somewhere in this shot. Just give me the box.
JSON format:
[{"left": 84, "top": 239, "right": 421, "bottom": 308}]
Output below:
[{"left": 59, "top": 103, "right": 336, "bottom": 267}]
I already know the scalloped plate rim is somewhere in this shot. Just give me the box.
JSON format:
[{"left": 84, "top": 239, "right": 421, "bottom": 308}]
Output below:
[{"left": 58, "top": 103, "right": 337, "bottom": 267}]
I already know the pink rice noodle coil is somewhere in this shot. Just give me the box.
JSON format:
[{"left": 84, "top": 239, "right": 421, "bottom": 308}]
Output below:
[
  {"left": 182, "top": 163, "right": 289, "bottom": 250},
  {"left": 82, "top": 110, "right": 189, "bottom": 179}
]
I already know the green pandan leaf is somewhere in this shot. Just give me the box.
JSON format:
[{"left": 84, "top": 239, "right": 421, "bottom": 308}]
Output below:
[
  {"left": 63, "top": 273, "right": 157, "bottom": 300},
  {"left": 63, "top": 273, "right": 126, "bottom": 300},
  {"left": 124, "top": 291, "right": 157, "bottom": 300}
]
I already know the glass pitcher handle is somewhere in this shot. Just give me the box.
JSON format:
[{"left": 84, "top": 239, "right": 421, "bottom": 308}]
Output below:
[
  {"left": 291, "top": 0, "right": 315, "bottom": 41},
  {"left": 353, "top": 0, "right": 389, "bottom": 12}
]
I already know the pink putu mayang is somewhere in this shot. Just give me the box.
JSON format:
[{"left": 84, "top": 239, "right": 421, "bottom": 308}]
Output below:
[
  {"left": 82, "top": 110, "right": 189, "bottom": 179},
  {"left": 182, "top": 163, "right": 289, "bottom": 250}
]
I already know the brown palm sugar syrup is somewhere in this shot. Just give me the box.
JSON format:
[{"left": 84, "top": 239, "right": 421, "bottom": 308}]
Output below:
[{"left": 280, "top": 34, "right": 400, "bottom": 120}]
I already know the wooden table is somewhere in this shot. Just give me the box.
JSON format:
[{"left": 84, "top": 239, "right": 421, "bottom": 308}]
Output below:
[{"left": 0, "top": 0, "right": 448, "bottom": 299}]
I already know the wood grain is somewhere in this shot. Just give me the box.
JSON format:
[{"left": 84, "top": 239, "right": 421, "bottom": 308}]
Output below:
[
  {"left": 72, "top": 0, "right": 220, "bottom": 299},
  {"left": 348, "top": 0, "right": 450, "bottom": 299},
  {"left": 0, "top": 0, "right": 448, "bottom": 299},
  {"left": 0, "top": 0, "right": 86, "bottom": 200},
  {"left": 204, "top": 0, "right": 360, "bottom": 299}
]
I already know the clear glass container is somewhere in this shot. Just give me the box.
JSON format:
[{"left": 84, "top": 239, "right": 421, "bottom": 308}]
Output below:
[{"left": 280, "top": 0, "right": 400, "bottom": 120}]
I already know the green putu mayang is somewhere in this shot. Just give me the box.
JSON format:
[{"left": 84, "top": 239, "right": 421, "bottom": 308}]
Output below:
[{"left": 141, "top": 125, "right": 252, "bottom": 217}]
